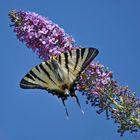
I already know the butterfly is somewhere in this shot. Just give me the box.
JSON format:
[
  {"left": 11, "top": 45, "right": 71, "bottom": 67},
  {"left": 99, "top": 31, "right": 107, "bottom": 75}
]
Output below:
[{"left": 20, "top": 48, "right": 99, "bottom": 117}]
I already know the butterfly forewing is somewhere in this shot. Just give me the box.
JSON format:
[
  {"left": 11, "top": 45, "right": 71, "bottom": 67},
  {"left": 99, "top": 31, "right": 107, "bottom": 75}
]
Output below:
[
  {"left": 20, "top": 61, "right": 65, "bottom": 92},
  {"left": 57, "top": 48, "right": 99, "bottom": 80}
]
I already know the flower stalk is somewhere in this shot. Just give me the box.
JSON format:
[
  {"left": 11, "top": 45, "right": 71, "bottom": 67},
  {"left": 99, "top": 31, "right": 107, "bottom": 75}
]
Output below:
[
  {"left": 109, "top": 96, "right": 140, "bottom": 127},
  {"left": 9, "top": 10, "right": 140, "bottom": 135}
]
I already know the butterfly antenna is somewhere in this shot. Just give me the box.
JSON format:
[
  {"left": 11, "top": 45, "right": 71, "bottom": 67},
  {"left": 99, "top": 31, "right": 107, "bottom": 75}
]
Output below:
[
  {"left": 61, "top": 98, "right": 69, "bottom": 119},
  {"left": 73, "top": 94, "right": 84, "bottom": 114}
]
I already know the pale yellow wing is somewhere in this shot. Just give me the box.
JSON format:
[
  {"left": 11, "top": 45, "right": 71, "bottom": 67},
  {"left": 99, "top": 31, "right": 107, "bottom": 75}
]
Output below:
[
  {"left": 20, "top": 48, "right": 99, "bottom": 93},
  {"left": 20, "top": 60, "right": 66, "bottom": 93},
  {"left": 56, "top": 48, "right": 99, "bottom": 84}
]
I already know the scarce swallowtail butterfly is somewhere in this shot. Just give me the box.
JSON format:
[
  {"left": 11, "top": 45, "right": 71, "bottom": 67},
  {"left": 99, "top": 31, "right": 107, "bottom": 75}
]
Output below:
[{"left": 20, "top": 48, "right": 99, "bottom": 117}]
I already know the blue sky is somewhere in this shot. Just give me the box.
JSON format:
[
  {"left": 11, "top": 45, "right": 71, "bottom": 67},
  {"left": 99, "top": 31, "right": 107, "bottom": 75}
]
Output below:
[{"left": 0, "top": 0, "right": 140, "bottom": 140}]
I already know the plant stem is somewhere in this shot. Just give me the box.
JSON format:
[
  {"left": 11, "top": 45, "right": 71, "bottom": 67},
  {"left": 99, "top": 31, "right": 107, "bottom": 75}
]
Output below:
[{"left": 108, "top": 96, "right": 140, "bottom": 128}]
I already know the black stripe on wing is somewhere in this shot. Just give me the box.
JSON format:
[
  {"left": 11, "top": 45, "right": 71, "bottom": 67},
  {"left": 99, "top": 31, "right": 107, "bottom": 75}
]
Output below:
[
  {"left": 35, "top": 65, "right": 40, "bottom": 72},
  {"left": 81, "top": 48, "right": 86, "bottom": 59},
  {"left": 26, "top": 73, "right": 35, "bottom": 81},
  {"left": 74, "top": 49, "right": 80, "bottom": 70},
  {"left": 69, "top": 50, "right": 72, "bottom": 58},
  {"left": 45, "top": 62, "right": 52, "bottom": 70},
  {"left": 58, "top": 55, "right": 61, "bottom": 64},
  {"left": 20, "top": 68, "right": 48, "bottom": 89},
  {"left": 39, "top": 63, "right": 56, "bottom": 84},
  {"left": 29, "top": 71, "right": 47, "bottom": 84},
  {"left": 64, "top": 52, "right": 69, "bottom": 72},
  {"left": 20, "top": 79, "right": 45, "bottom": 89},
  {"left": 81, "top": 48, "right": 99, "bottom": 71}
]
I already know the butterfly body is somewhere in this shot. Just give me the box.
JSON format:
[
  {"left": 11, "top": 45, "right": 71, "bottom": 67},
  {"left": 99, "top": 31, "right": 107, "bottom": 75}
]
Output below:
[{"left": 20, "top": 48, "right": 99, "bottom": 116}]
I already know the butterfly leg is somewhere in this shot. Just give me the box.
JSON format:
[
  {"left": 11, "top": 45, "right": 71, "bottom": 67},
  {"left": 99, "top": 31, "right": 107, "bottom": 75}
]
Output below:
[{"left": 61, "top": 97, "right": 69, "bottom": 119}]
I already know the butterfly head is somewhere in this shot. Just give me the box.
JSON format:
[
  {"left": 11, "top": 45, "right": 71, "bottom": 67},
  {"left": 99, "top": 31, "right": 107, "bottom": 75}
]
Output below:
[{"left": 61, "top": 84, "right": 70, "bottom": 96}]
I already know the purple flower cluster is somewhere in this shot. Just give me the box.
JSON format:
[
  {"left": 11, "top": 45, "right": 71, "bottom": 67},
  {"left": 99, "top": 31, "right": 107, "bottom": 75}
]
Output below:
[
  {"left": 77, "top": 62, "right": 140, "bottom": 135},
  {"left": 9, "top": 10, "right": 140, "bottom": 135},
  {"left": 76, "top": 63, "right": 113, "bottom": 96},
  {"left": 9, "top": 10, "right": 75, "bottom": 60}
]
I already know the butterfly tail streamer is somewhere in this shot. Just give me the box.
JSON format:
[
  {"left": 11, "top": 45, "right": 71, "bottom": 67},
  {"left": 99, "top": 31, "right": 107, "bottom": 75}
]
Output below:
[
  {"left": 61, "top": 98, "right": 69, "bottom": 119},
  {"left": 72, "top": 95, "right": 84, "bottom": 114}
]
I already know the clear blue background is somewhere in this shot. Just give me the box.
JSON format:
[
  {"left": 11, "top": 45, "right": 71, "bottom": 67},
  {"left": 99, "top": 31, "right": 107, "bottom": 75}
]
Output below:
[{"left": 0, "top": 0, "right": 140, "bottom": 140}]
